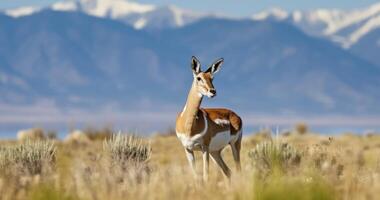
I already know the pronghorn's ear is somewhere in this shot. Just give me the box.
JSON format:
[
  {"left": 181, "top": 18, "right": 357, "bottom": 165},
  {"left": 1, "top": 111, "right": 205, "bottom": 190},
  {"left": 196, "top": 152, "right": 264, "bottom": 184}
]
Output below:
[
  {"left": 206, "top": 58, "right": 223, "bottom": 75},
  {"left": 191, "top": 56, "right": 201, "bottom": 75}
]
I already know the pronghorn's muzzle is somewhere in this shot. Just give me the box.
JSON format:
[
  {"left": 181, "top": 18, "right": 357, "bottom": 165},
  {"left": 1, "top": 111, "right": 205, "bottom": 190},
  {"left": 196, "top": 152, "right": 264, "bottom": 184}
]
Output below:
[{"left": 209, "top": 89, "right": 216, "bottom": 98}]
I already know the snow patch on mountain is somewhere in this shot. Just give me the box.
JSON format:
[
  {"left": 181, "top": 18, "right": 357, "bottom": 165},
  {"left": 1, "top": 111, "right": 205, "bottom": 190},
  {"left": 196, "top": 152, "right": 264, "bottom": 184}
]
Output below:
[
  {"left": 4, "top": 6, "right": 41, "bottom": 17},
  {"left": 349, "top": 15, "right": 380, "bottom": 45},
  {"left": 51, "top": 1, "right": 77, "bottom": 11},
  {"left": 50, "top": 0, "right": 155, "bottom": 17},
  {"left": 133, "top": 18, "right": 147, "bottom": 29},
  {"left": 252, "top": 2, "right": 380, "bottom": 48},
  {"left": 134, "top": 5, "right": 206, "bottom": 29},
  {"left": 252, "top": 8, "right": 289, "bottom": 20},
  {"left": 169, "top": 5, "right": 188, "bottom": 26}
]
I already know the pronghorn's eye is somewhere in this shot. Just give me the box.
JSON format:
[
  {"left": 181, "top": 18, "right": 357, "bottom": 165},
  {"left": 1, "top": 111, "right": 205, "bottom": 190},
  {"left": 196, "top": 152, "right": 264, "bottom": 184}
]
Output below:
[{"left": 197, "top": 77, "right": 201, "bottom": 81}]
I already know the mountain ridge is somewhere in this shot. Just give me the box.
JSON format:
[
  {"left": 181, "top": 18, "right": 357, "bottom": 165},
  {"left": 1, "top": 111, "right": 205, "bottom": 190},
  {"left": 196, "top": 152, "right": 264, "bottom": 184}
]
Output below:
[
  {"left": 1, "top": 11, "right": 379, "bottom": 113},
  {"left": 1, "top": 4, "right": 380, "bottom": 132}
]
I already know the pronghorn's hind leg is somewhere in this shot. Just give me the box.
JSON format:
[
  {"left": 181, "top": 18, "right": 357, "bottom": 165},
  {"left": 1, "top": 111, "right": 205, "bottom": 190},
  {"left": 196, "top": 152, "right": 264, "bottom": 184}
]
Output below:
[
  {"left": 210, "top": 150, "right": 231, "bottom": 178},
  {"left": 230, "top": 132, "right": 242, "bottom": 171}
]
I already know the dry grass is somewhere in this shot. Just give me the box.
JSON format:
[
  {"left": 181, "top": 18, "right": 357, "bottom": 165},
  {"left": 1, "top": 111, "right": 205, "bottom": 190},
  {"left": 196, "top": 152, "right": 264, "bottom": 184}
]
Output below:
[{"left": 0, "top": 131, "right": 380, "bottom": 200}]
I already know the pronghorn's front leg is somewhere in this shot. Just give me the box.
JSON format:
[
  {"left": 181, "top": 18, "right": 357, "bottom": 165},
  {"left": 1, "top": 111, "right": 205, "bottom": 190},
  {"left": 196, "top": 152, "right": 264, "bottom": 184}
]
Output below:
[
  {"left": 185, "top": 148, "right": 197, "bottom": 178},
  {"left": 201, "top": 145, "right": 209, "bottom": 182}
]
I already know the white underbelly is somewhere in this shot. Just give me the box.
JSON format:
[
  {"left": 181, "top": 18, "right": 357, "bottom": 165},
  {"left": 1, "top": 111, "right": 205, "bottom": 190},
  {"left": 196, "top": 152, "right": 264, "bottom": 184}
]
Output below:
[
  {"left": 209, "top": 130, "right": 236, "bottom": 152},
  {"left": 177, "top": 130, "right": 241, "bottom": 152}
]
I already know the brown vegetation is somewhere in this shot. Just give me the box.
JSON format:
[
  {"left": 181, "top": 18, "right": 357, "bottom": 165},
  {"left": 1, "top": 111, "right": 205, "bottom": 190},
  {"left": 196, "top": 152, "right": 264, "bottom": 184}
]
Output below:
[{"left": 1, "top": 130, "right": 380, "bottom": 200}]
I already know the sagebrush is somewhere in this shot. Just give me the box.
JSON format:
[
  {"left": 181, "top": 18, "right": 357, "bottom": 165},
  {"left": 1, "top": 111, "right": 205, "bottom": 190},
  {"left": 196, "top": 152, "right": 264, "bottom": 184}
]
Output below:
[
  {"left": 103, "top": 133, "right": 151, "bottom": 168},
  {"left": 0, "top": 140, "right": 56, "bottom": 175},
  {"left": 248, "top": 140, "right": 301, "bottom": 174}
]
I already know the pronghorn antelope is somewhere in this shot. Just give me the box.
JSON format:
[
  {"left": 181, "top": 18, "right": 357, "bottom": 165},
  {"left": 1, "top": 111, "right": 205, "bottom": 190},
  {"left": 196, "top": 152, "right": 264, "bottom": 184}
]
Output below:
[{"left": 175, "top": 56, "right": 242, "bottom": 181}]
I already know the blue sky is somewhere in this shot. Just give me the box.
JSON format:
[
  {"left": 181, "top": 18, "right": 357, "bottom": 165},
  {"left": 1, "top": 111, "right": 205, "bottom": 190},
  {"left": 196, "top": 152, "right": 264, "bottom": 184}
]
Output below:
[{"left": 1, "top": 0, "right": 379, "bottom": 16}]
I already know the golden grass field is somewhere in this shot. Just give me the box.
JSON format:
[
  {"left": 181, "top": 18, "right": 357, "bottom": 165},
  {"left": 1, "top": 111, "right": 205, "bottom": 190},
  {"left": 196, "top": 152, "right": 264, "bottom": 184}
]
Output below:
[{"left": 1, "top": 128, "right": 380, "bottom": 200}]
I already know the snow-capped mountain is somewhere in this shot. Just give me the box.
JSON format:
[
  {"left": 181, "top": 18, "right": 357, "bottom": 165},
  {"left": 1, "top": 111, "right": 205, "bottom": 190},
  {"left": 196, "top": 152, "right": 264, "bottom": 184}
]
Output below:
[
  {"left": 4, "top": 0, "right": 380, "bottom": 39},
  {"left": 253, "top": 3, "right": 380, "bottom": 48},
  {"left": 1, "top": 10, "right": 380, "bottom": 116},
  {"left": 1, "top": 1, "right": 380, "bottom": 133},
  {"left": 2, "top": 0, "right": 206, "bottom": 30}
]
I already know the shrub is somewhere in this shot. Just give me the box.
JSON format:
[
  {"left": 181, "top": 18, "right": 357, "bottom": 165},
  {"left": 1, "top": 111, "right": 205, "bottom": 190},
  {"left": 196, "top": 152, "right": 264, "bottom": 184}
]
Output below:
[
  {"left": 46, "top": 131, "right": 57, "bottom": 140},
  {"left": 103, "top": 133, "right": 151, "bottom": 169},
  {"left": 17, "top": 128, "right": 46, "bottom": 141},
  {"left": 0, "top": 140, "right": 56, "bottom": 175},
  {"left": 295, "top": 123, "right": 308, "bottom": 135},
  {"left": 84, "top": 127, "right": 113, "bottom": 141},
  {"left": 65, "top": 130, "right": 91, "bottom": 144},
  {"left": 248, "top": 141, "right": 301, "bottom": 174}
]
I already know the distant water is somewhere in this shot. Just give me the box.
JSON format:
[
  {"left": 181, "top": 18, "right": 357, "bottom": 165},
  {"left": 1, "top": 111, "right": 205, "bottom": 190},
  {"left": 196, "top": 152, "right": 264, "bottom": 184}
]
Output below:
[{"left": 1, "top": 125, "right": 379, "bottom": 139}]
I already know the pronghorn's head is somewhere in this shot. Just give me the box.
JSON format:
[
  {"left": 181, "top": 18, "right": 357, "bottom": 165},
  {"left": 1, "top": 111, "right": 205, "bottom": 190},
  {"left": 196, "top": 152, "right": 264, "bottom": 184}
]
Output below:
[{"left": 191, "top": 56, "right": 224, "bottom": 98}]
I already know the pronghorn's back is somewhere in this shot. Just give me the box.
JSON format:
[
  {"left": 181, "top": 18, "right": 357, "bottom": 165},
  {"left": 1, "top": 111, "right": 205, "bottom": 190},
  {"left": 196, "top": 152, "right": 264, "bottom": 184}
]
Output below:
[{"left": 202, "top": 108, "right": 242, "bottom": 135}]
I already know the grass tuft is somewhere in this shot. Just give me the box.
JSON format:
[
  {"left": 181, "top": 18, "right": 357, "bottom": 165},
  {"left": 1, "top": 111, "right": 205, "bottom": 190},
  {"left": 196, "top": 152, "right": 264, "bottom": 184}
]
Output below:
[
  {"left": 0, "top": 140, "right": 56, "bottom": 175},
  {"left": 248, "top": 141, "right": 301, "bottom": 174},
  {"left": 103, "top": 133, "right": 151, "bottom": 168}
]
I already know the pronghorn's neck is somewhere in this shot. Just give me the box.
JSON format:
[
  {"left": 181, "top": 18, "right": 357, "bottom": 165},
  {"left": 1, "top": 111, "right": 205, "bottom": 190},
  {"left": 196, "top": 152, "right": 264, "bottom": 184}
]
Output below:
[{"left": 181, "top": 80, "right": 203, "bottom": 134}]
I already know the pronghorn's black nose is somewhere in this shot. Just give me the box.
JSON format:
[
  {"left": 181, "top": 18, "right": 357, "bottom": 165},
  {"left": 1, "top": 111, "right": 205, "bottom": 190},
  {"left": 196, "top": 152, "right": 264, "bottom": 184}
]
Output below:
[{"left": 210, "top": 89, "right": 216, "bottom": 95}]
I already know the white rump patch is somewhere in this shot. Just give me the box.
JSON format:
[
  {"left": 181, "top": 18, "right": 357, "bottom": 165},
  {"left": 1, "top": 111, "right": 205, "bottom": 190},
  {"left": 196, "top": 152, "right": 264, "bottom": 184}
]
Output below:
[{"left": 214, "top": 118, "right": 230, "bottom": 125}]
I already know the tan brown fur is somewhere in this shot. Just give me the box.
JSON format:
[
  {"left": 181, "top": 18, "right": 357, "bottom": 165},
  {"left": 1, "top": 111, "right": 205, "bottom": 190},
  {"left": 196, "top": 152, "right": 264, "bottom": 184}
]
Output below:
[
  {"left": 203, "top": 108, "right": 242, "bottom": 134},
  {"left": 176, "top": 110, "right": 206, "bottom": 137},
  {"left": 175, "top": 57, "right": 243, "bottom": 180}
]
